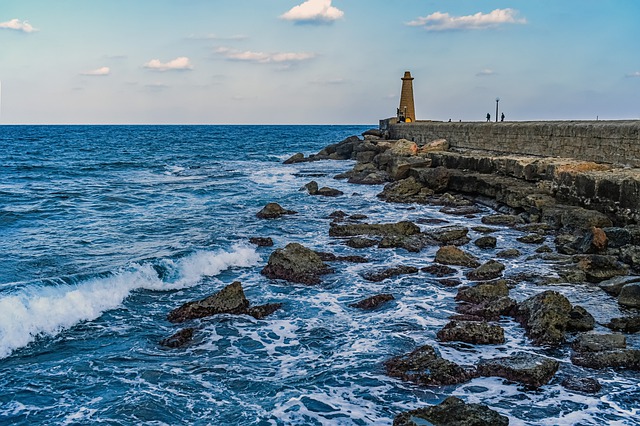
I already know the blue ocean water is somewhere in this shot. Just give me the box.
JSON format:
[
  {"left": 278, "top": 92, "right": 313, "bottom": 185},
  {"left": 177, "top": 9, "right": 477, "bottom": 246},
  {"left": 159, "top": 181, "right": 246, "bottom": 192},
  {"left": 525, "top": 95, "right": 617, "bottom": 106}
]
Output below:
[{"left": 0, "top": 125, "right": 638, "bottom": 425}]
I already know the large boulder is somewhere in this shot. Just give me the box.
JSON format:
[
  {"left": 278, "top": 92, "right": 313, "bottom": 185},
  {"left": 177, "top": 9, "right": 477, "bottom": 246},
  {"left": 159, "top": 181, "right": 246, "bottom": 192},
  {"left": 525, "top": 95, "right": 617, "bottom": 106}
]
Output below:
[
  {"left": 456, "top": 280, "right": 510, "bottom": 304},
  {"left": 437, "top": 320, "right": 505, "bottom": 344},
  {"left": 618, "top": 282, "right": 640, "bottom": 308},
  {"left": 384, "top": 345, "right": 476, "bottom": 386},
  {"left": 435, "top": 246, "right": 480, "bottom": 268},
  {"left": 481, "top": 214, "right": 524, "bottom": 226},
  {"left": 566, "top": 306, "right": 595, "bottom": 332},
  {"left": 466, "top": 260, "right": 505, "bottom": 281},
  {"left": 571, "top": 350, "right": 640, "bottom": 370},
  {"left": 256, "top": 202, "right": 297, "bottom": 219},
  {"left": 455, "top": 297, "right": 517, "bottom": 321},
  {"left": 427, "top": 225, "right": 470, "bottom": 246},
  {"left": 572, "top": 333, "right": 626, "bottom": 352},
  {"left": 167, "top": 281, "right": 250, "bottom": 323},
  {"left": 475, "top": 236, "right": 497, "bottom": 249},
  {"left": 377, "top": 177, "right": 433, "bottom": 204},
  {"left": 515, "top": 290, "right": 573, "bottom": 346},
  {"left": 575, "top": 255, "right": 629, "bottom": 283},
  {"left": 477, "top": 352, "right": 559, "bottom": 388},
  {"left": 329, "top": 221, "right": 421, "bottom": 238},
  {"left": 393, "top": 396, "right": 508, "bottom": 426},
  {"left": 261, "top": 243, "right": 332, "bottom": 284}
]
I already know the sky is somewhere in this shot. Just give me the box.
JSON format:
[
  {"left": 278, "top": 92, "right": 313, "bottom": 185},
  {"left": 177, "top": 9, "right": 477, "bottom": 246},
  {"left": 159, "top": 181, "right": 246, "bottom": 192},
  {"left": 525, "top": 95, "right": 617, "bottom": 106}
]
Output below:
[{"left": 0, "top": 0, "right": 639, "bottom": 124}]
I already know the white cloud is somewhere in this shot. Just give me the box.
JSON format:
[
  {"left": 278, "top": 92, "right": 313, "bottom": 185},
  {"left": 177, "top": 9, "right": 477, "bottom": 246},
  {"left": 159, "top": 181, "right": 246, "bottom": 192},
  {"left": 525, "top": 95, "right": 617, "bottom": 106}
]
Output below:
[
  {"left": 216, "top": 47, "right": 315, "bottom": 64},
  {"left": 187, "top": 33, "right": 248, "bottom": 41},
  {"left": 626, "top": 71, "right": 640, "bottom": 78},
  {"left": 407, "top": 9, "right": 526, "bottom": 31},
  {"left": 280, "top": 0, "right": 344, "bottom": 24},
  {"left": 143, "top": 57, "right": 193, "bottom": 71},
  {"left": 0, "top": 18, "right": 37, "bottom": 33},
  {"left": 476, "top": 69, "right": 496, "bottom": 77},
  {"left": 80, "top": 66, "right": 110, "bottom": 76}
]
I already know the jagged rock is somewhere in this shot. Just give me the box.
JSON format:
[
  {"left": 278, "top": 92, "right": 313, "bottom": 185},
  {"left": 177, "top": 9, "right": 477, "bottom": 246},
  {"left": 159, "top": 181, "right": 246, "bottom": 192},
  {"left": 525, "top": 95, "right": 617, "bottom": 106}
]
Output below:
[
  {"left": 497, "top": 248, "right": 521, "bottom": 258},
  {"left": 328, "top": 210, "right": 347, "bottom": 220},
  {"left": 517, "top": 234, "right": 546, "bottom": 244},
  {"left": 598, "top": 276, "right": 640, "bottom": 296},
  {"left": 571, "top": 350, "right": 640, "bottom": 370},
  {"left": 348, "top": 169, "right": 389, "bottom": 185},
  {"left": 160, "top": 328, "right": 194, "bottom": 348},
  {"left": 619, "top": 245, "right": 640, "bottom": 270},
  {"left": 435, "top": 246, "right": 480, "bottom": 268},
  {"left": 604, "top": 227, "right": 633, "bottom": 248},
  {"left": 455, "top": 297, "right": 517, "bottom": 321},
  {"left": 256, "top": 202, "right": 297, "bottom": 219},
  {"left": 535, "top": 245, "right": 553, "bottom": 253},
  {"left": 438, "top": 278, "right": 462, "bottom": 287},
  {"left": 466, "top": 260, "right": 505, "bottom": 281},
  {"left": 572, "top": 227, "right": 608, "bottom": 253},
  {"left": 283, "top": 152, "right": 306, "bottom": 164},
  {"left": 567, "top": 306, "right": 595, "bottom": 332},
  {"left": 247, "top": 303, "right": 283, "bottom": 319},
  {"left": 410, "top": 166, "right": 451, "bottom": 192},
  {"left": 439, "top": 205, "right": 483, "bottom": 216},
  {"left": 437, "top": 320, "right": 505, "bottom": 344},
  {"left": 472, "top": 226, "right": 499, "bottom": 234},
  {"left": 481, "top": 214, "right": 524, "bottom": 226},
  {"left": 167, "top": 282, "right": 250, "bottom": 323},
  {"left": 362, "top": 265, "right": 418, "bottom": 282},
  {"left": 349, "top": 294, "right": 395, "bottom": 310},
  {"left": 393, "top": 396, "right": 508, "bottom": 426},
  {"left": 515, "top": 290, "right": 573, "bottom": 346},
  {"left": 618, "top": 283, "right": 640, "bottom": 308},
  {"left": 572, "top": 333, "right": 626, "bottom": 352},
  {"left": 261, "top": 243, "right": 332, "bottom": 284},
  {"left": 421, "top": 264, "right": 457, "bottom": 277},
  {"left": 349, "top": 214, "right": 368, "bottom": 220},
  {"left": 560, "top": 207, "right": 613, "bottom": 230},
  {"left": 378, "top": 234, "right": 435, "bottom": 252},
  {"left": 605, "top": 316, "right": 640, "bottom": 333},
  {"left": 477, "top": 352, "right": 559, "bottom": 388},
  {"left": 362, "top": 129, "right": 383, "bottom": 138},
  {"left": 317, "top": 186, "right": 344, "bottom": 197},
  {"left": 427, "top": 225, "right": 470, "bottom": 245},
  {"left": 575, "top": 255, "right": 629, "bottom": 283},
  {"left": 314, "top": 251, "right": 368, "bottom": 263},
  {"left": 561, "top": 376, "right": 602, "bottom": 393},
  {"left": 384, "top": 345, "right": 476, "bottom": 386},
  {"left": 377, "top": 177, "right": 433, "bottom": 204},
  {"left": 456, "top": 280, "right": 510, "bottom": 304},
  {"left": 474, "top": 236, "right": 497, "bottom": 249},
  {"left": 303, "top": 180, "right": 319, "bottom": 194},
  {"left": 249, "top": 237, "right": 274, "bottom": 247},
  {"left": 345, "top": 237, "right": 378, "bottom": 249},
  {"left": 329, "top": 221, "right": 421, "bottom": 238},
  {"left": 419, "top": 138, "right": 449, "bottom": 153}
]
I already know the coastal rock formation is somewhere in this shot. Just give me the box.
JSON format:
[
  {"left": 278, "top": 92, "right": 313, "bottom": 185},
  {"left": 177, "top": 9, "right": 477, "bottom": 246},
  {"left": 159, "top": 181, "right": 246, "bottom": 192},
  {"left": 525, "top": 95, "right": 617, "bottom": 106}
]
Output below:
[
  {"left": 475, "top": 236, "right": 497, "bottom": 249},
  {"left": 515, "top": 290, "right": 573, "bottom": 346},
  {"left": 362, "top": 265, "right": 418, "bottom": 282},
  {"left": 618, "top": 282, "right": 640, "bottom": 308},
  {"left": 393, "top": 396, "right": 509, "bottom": 426},
  {"left": 571, "top": 350, "right": 640, "bottom": 370},
  {"left": 605, "top": 316, "right": 640, "bottom": 333},
  {"left": 437, "top": 320, "right": 505, "bottom": 344},
  {"left": 345, "top": 237, "right": 379, "bottom": 249},
  {"left": 329, "top": 221, "right": 421, "bottom": 238},
  {"left": 377, "top": 177, "right": 433, "bottom": 204},
  {"left": 572, "top": 333, "right": 626, "bottom": 353},
  {"left": 384, "top": 345, "right": 476, "bottom": 386},
  {"left": 427, "top": 225, "right": 470, "bottom": 246},
  {"left": 455, "top": 280, "right": 510, "bottom": 304},
  {"left": 249, "top": 237, "right": 274, "bottom": 247},
  {"left": 455, "top": 280, "right": 515, "bottom": 320},
  {"left": 159, "top": 328, "right": 195, "bottom": 348},
  {"left": 421, "top": 264, "right": 457, "bottom": 277},
  {"left": 261, "top": 243, "right": 332, "bottom": 284},
  {"left": 256, "top": 202, "right": 297, "bottom": 219},
  {"left": 477, "top": 352, "right": 559, "bottom": 388},
  {"left": 435, "top": 246, "right": 480, "bottom": 268},
  {"left": 561, "top": 376, "right": 602, "bottom": 394},
  {"left": 349, "top": 294, "right": 395, "bottom": 310},
  {"left": 465, "top": 260, "right": 505, "bottom": 281}
]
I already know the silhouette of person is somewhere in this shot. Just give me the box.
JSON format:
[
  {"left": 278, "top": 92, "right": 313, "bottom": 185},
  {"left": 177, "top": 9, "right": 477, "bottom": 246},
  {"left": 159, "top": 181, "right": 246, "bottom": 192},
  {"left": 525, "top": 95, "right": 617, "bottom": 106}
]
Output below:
[
  {"left": 486, "top": 113, "right": 491, "bottom": 122},
  {"left": 501, "top": 112, "right": 505, "bottom": 122}
]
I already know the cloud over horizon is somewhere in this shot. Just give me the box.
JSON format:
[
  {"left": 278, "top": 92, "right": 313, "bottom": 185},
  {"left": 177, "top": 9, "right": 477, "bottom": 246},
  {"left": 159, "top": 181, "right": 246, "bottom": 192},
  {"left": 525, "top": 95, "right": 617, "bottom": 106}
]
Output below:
[
  {"left": 280, "top": 0, "right": 344, "bottom": 24},
  {"left": 215, "top": 47, "right": 315, "bottom": 64},
  {"left": 476, "top": 69, "right": 496, "bottom": 77},
  {"left": 626, "top": 71, "right": 640, "bottom": 78},
  {"left": 80, "top": 66, "right": 110, "bottom": 76},
  {"left": 143, "top": 57, "right": 193, "bottom": 71},
  {"left": 0, "top": 18, "right": 37, "bottom": 33},
  {"left": 407, "top": 8, "right": 526, "bottom": 31}
]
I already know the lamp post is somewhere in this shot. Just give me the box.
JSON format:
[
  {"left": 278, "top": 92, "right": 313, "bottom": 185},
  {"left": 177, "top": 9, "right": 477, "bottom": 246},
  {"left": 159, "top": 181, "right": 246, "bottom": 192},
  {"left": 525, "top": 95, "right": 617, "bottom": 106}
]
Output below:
[{"left": 495, "top": 97, "right": 500, "bottom": 123}]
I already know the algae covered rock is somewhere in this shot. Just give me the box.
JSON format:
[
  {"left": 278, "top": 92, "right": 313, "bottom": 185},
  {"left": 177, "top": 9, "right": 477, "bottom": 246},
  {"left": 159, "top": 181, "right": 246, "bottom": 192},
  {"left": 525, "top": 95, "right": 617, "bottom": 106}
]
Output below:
[
  {"left": 256, "top": 202, "right": 297, "bottom": 219},
  {"left": 466, "top": 260, "right": 505, "bottom": 281},
  {"left": 515, "top": 290, "right": 572, "bottom": 346},
  {"left": 159, "top": 328, "right": 195, "bottom": 348},
  {"left": 261, "top": 243, "right": 332, "bottom": 284},
  {"left": 393, "top": 396, "right": 508, "bottom": 426},
  {"left": 167, "top": 281, "right": 250, "bottom": 323},
  {"left": 477, "top": 352, "right": 559, "bottom": 388},
  {"left": 329, "top": 221, "right": 421, "bottom": 238},
  {"left": 362, "top": 265, "right": 418, "bottom": 282},
  {"left": 435, "top": 245, "right": 480, "bottom": 268},
  {"left": 437, "top": 320, "right": 505, "bottom": 345},
  {"left": 349, "top": 293, "right": 394, "bottom": 310},
  {"left": 618, "top": 282, "right": 640, "bottom": 308}
]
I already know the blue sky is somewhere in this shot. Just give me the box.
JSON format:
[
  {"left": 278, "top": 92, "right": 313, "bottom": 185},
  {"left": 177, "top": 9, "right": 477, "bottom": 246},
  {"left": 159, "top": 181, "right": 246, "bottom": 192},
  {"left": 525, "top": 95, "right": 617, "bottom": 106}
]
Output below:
[{"left": 1, "top": 0, "right": 638, "bottom": 124}]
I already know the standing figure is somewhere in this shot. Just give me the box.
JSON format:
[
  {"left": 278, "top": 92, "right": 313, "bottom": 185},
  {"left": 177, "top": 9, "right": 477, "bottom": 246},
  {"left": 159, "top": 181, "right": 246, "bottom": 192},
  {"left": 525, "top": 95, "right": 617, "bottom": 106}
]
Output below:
[
  {"left": 501, "top": 112, "right": 505, "bottom": 122},
  {"left": 486, "top": 113, "right": 491, "bottom": 122}
]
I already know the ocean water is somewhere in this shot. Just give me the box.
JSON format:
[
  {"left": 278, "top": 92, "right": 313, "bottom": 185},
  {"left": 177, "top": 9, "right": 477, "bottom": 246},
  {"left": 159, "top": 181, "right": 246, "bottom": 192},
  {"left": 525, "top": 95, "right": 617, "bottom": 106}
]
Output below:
[{"left": 0, "top": 125, "right": 638, "bottom": 425}]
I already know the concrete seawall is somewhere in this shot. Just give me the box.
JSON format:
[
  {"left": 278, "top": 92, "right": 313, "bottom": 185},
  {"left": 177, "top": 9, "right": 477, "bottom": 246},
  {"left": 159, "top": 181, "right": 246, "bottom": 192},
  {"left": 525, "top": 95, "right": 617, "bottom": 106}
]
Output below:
[{"left": 380, "top": 120, "right": 640, "bottom": 167}]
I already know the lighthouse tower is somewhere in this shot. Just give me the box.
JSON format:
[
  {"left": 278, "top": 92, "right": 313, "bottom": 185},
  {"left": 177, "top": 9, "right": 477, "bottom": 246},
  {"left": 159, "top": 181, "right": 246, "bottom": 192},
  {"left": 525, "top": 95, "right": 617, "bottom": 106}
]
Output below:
[{"left": 398, "top": 71, "right": 416, "bottom": 123}]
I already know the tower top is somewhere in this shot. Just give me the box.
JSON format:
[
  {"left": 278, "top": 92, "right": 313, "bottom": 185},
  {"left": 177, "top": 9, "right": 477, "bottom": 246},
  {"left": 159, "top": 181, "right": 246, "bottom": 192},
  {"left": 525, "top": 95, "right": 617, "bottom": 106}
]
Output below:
[{"left": 402, "top": 71, "right": 414, "bottom": 81}]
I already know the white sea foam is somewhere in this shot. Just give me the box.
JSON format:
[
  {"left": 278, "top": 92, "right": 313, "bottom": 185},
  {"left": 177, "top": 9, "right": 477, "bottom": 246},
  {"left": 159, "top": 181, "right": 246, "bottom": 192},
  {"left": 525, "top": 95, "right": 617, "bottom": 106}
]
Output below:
[{"left": 0, "top": 245, "right": 260, "bottom": 359}]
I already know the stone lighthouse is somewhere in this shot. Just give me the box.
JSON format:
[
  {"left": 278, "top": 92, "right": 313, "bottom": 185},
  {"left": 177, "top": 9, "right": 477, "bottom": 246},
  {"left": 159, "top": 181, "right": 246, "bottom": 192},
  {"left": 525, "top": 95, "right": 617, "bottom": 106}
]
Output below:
[{"left": 398, "top": 71, "right": 416, "bottom": 123}]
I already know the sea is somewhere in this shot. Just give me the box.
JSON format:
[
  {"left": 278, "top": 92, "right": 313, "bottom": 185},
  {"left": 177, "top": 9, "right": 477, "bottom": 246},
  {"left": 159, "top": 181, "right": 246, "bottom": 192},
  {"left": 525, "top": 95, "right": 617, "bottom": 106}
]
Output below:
[{"left": 0, "top": 125, "right": 638, "bottom": 425}]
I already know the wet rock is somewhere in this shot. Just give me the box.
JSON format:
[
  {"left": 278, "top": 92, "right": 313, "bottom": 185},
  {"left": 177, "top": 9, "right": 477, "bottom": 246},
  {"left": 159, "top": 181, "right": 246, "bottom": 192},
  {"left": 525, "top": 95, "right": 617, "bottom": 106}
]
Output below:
[
  {"left": 328, "top": 210, "right": 347, "bottom": 220},
  {"left": 438, "top": 278, "right": 462, "bottom": 287},
  {"left": 314, "top": 251, "right": 368, "bottom": 263},
  {"left": 561, "top": 376, "right": 601, "bottom": 394},
  {"left": 249, "top": 237, "right": 274, "bottom": 247},
  {"left": 535, "top": 245, "right": 553, "bottom": 254},
  {"left": 427, "top": 225, "right": 470, "bottom": 246},
  {"left": 421, "top": 264, "right": 457, "bottom": 277},
  {"left": 377, "top": 176, "right": 433, "bottom": 204},
  {"left": 440, "top": 205, "right": 483, "bottom": 216},
  {"left": 261, "top": 243, "right": 332, "bottom": 285},
  {"left": 466, "top": 260, "right": 505, "bottom": 281},
  {"left": 393, "top": 396, "right": 509, "bottom": 426},
  {"left": 560, "top": 207, "right": 613, "bottom": 231},
  {"left": 160, "top": 328, "right": 194, "bottom": 348},
  {"left": 362, "top": 129, "right": 383, "bottom": 138},
  {"left": 345, "top": 237, "right": 378, "bottom": 249},
  {"left": 571, "top": 349, "right": 640, "bottom": 370},
  {"left": 604, "top": 227, "right": 633, "bottom": 248},
  {"left": 517, "top": 234, "right": 546, "bottom": 244},
  {"left": 316, "top": 186, "right": 344, "bottom": 197},
  {"left": 362, "top": 265, "right": 419, "bottom": 282},
  {"left": 256, "top": 202, "right": 297, "bottom": 219},
  {"left": 572, "top": 227, "right": 608, "bottom": 253},
  {"left": 329, "top": 221, "right": 421, "bottom": 238},
  {"left": 477, "top": 352, "right": 559, "bottom": 388},
  {"left": 496, "top": 248, "right": 521, "bottom": 258},
  {"left": 618, "top": 282, "right": 640, "bottom": 308},
  {"left": 566, "top": 306, "right": 595, "bottom": 332},
  {"left": 474, "top": 236, "right": 497, "bottom": 249},
  {"left": 167, "top": 281, "right": 250, "bottom": 323},
  {"left": 605, "top": 316, "right": 640, "bottom": 333},
  {"left": 384, "top": 345, "right": 476, "bottom": 386},
  {"left": 481, "top": 214, "right": 524, "bottom": 226},
  {"left": 456, "top": 280, "right": 510, "bottom": 304},
  {"left": 455, "top": 297, "right": 517, "bottom": 321},
  {"left": 619, "top": 245, "right": 640, "bottom": 270},
  {"left": 515, "top": 290, "right": 573, "bottom": 346},
  {"left": 303, "top": 180, "right": 319, "bottom": 195},
  {"left": 572, "top": 333, "right": 626, "bottom": 352},
  {"left": 349, "top": 294, "right": 395, "bottom": 310},
  {"left": 472, "top": 226, "right": 499, "bottom": 234},
  {"left": 349, "top": 214, "right": 368, "bottom": 220},
  {"left": 437, "top": 320, "right": 505, "bottom": 345},
  {"left": 378, "top": 234, "right": 434, "bottom": 253},
  {"left": 411, "top": 166, "right": 451, "bottom": 192},
  {"left": 598, "top": 276, "right": 640, "bottom": 297},
  {"left": 283, "top": 152, "right": 306, "bottom": 164},
  {"left": 575, "top": 255, "right": 629, "bottom": 283},
  {"left": 348, "top": 169, "right": 389, "bottom": 185},
  {"left": 247, "top": 303, "right": 283, "bottom": 320},
  {"left": 435, "top": 246, "right": 480, "bottom": 268}
]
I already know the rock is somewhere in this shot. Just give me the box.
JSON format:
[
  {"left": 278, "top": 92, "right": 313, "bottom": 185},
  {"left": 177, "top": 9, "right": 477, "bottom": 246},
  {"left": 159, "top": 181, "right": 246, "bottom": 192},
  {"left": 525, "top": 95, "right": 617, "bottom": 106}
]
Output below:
[
  {"left": 472, "top": 226, "right": 499, "bottom": 234},
  {"left": 515, "top": 290, "right": 573, "bottom": 346},
  {"left": 249, "top": 237, "right": 274, "bottom": 247},
  {"left": 389, "top": 139, "right": 418, "bottom": 156},
  {"left": 283, "top": 152, "right": 306, "bottom": 164},
  {"left": 535, "top": 245, "right": 553, "bottom": 253},
  {"left": 349, "top": 294, "right": 395, "bottom": 310},
  {"left": 261, "top": 243, "right": 332, "bottom": 285},
  {"left": 247, "top": 303, "right": 282, "bottom": 320},
  {"left": 497, "top": 248, "right": 521, "bottom": 258},
  {"left": 474, "top": 236, "right": 497, "bottom": 249},
  {"left": 456, "top": 280, "right": 510, "bottom": 304},
  {"left": 438, "top": 278, "right": 462, "bottom": 287},
  {"left": 437, "top": 320, "right": 505, "bottom": 344},
  {"left": 517, "top": 234, "right": 546, "bottom": 244},
  {"left": 349, "top": 214, "right": 368, "bottom": 220},
  {"left": 560, "top": 207, "right": 613, "bottom": 230},
  {"left": 314, "top": 251, "right": 368, "bottom": 263},
  {"left": 466, "top": 260, "right": 505, "bottom": 281},
  {"left": 303, "top": 180, "right": 319, "bottom": 195},
  {"left": 345, "top": 237, "right": 378, "bottom": 249},
  {"left": 411, "top": 166, "right": 451, "bottom": 192},
  {"left": 455, "top": 297, "right": 517, "bottom": 321},
  {"left": 477, "top": 352, "right": 559, "bottom": 388},
  {"left": 362, "top": 265, "right": 419, "bottom": 282},
  {"left": 575, "top": 255, "right": 629, "bottom": 283},
  {"left": 421, "top": 264, "right": 457, "bottom": 277},
  {"left": 618, "top": 282, "right": 640, "bottom": 308},
  {"left": 159, "top": 328, "right": 195, "bottom": 348},
  {"left": 328, "top": 210, "right": 347, "bottom": 219},
  {"left": 605, "top": 316, "right": 640, "bottom": 333},
  {"left": 571, "top": 350, "right": 640, "bottom": 370},
  {"left": 619, "top": 245, "right": 640, "bottom": 270},
  {"left": 598, "top": 276, "right": 640, "bottom": 296},
  {"left": 572, "top": 333, "right": 626, "bottom": 352},
  {"left": 435, "top": 246, "right": 480, "bottom": 268},
  {"left": 348, "top": 169, "right": 389, "bottom": 185},
  {"left": 362, "top": 129, "right": 383, "bottom": 138},
  {"left": 481, "top": 214, "right": 524, "bottom": 226},
  {"left": 256, "top": 202, "right": 297, "bottom": 219},
  {"left": 566, "top": 306, "right": 595, "bottom": 332},
  {"left": 384, "top": 345, "right": 476, "bottom": 386},
  {"left": 167, "top": 281, "right": 250, "bottom": 323},
  {"left": 572, "top": 227, "right": 608, "bottom": 253},
  {"left": 603, "top": 227, "right": 633, "bottom": 248},
  {"left": 317, "top": 186, "right": 344, "bottom": 197},
  {"left": 561, "top": 376, "right": 601, "bottom": 393},
  {"left": 377, "top": 176, "right": 433, "bottom": 204},
  {"left": 378, "top": 234, "right": 434, "bottom": 253},
  {"left": 420, "top": 138, "right": 449, "bottom": 153},
  {"left": 440, "top": 205, "right": 483, "bottom": 216},
  {"left": 392, "top": 396, "right": 508, "bottom": 426},
  {"left": 329, "top": 221, "right": 421, "bottom": 238},
  {"left": 428, "top": 225, "right": 470, "bottom": 245}
]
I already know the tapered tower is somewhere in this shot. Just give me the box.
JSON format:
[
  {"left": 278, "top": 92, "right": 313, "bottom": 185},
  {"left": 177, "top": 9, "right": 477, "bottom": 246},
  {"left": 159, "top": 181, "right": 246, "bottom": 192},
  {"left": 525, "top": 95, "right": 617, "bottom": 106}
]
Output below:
[{"left": 398, "top": 71, "right": 415, "bottom": 123}]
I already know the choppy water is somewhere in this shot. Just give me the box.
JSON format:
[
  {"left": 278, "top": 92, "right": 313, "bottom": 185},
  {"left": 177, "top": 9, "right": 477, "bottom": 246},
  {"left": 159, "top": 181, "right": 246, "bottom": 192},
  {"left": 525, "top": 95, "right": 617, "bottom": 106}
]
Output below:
[{"left": 0, "top": 125, "right": 638, "bottom": 425}]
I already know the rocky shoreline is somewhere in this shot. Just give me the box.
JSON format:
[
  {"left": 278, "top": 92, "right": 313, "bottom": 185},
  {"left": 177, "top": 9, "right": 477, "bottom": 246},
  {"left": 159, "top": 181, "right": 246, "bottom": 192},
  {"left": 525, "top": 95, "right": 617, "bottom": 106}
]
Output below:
[{"left": 163, "top": 131, "right": 639, "bottom": 425}]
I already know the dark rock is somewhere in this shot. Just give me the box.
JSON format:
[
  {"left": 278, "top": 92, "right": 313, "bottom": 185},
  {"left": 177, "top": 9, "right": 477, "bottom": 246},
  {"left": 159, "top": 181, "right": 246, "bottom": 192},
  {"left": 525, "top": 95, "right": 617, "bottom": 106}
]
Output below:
[
  {"left": 575, "top": 255, "right": 629, "bottom": 283},
  {"left": 481, "top": 214, "right": 524, "bottom": 226},
  {"left": 515, "top": 290, "right": 573, "bottom": 346},
  {"left": 472, "top": 226, "right": 499, "bottom": 234},
  {"left": 571, "top": 349, "right": 640, "bottom": 370},
  {"left": 466, "top": 260, "right": 505, "bottom": 281},
  {"left": 572, "top": 227, "right": 608, "bottom": 253},
  {"left": 256, "top": 202, "right": 297, "bottom": 219},
  {"left": 456, "top": 280, "right": 510, "bottom": 304},
  {"left": 573, "top": 333, "right": 626, "bottom": 352},
  {"left": 283, "top": 152, "right": 306, "bottom": 164},
  {"left": 303, "top": 180, "right": 319, "bottom": 195},
  {"left": 440, "top": 205, "right": 483, "bottom": 216},
  {"left": 328, "top": 210, "right": 347, "bottom": 219},
  {"left": 605, "top": 316, "right": 640, "bottom": 333},
  {"left": 362, "top": 129, "right": 383, "bottom": 138},
  {"left": 428, "top": 225, "right": 470, "bottom": 246},
  {"left": 378, "top": 234, "right": 435, "bottom": 253},
  {"left": 496, "top": 248, "right": 521, "bottom": 258},
  {"left": 393, "top": 396, "right": 508, "bottom": 426},
  {"left": 437, "top": 320, "right": 505, "bottom": 344},
  {"left": 168, "top": 282, "right": 250, "bottom": 323},
  {"left": 384, "top": 345, "right": 476, "bottom": 386},
  {"left": 349, "top": 214, "right": 368, "bottom": 220},
  {"left": 411, "top": 166, "right": 451, "bottom": 192},
  {"left": 517, "top": 234, "right": 547, "bottom": 244},
  {"left": 477, "top": 352, "right": 559, "bottom": 388},
  {"left": 604, "top": 227, "right": 633, "bottom": 248},
  {"left": 349, "top": 294, "right": 395, "bottom": 310},
  {"left": 317, "top": 186, "right": 344, "bottom": 197},
  {"left": 421, "top": 264, "right": 457, "bottom": 277},
  {"left": 566, "top": 306, "right": 595, "bottom": 332},
  {"left": 261, "top": 243, "right": 332, "bottom": 284},
  {"left": 535, "top": 245, "right": 553, "bottom": 253},
  {"left": 377, "top": 176, "right": 433, "bottom": 204},
  {"left": 329, "top": 221, "right": 421, "bottom": 238},
  {"left": 159, "top": 328, "right": 194, "bottom": 348},
  {"left": 618, "top": 282, "right": 640, "bottom": 308},
  {"left": 474, "top": 236, "right": 497, "bottom": 249},
  {"left": 619, "top": 245, "right": 640, "bottom": 270},
  {"left": 249, "top": 237, "right": 274, "bottom": 247},
  {"left": 598, "top": 276, "right": 640, "bottom": 296},
  {"left": 561, "top": 376, "right": 601, "bottom": 394},
  {"left": 435, "top": 246, "right": 480, "bottom": 268},
  {"left": 455, "top": 297, "right": 517, "bottom": 321},
  {"left": 247, "top": 303, "right": 282, "bottom": 319},
  {"left": 560, "top": 207, "right": 613, "bottom": 231},
  {"left": 363, "top": 265, "right": 419, "bottom": 282},
  {"left": 438, "top": 278, "right": 462, "bottom": 287},
  {"left": 345, "top": 237, "right": 378, "bottom": 249},
  {"left": 314, "top": 251, "right": 368, "bottom": 263}
]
